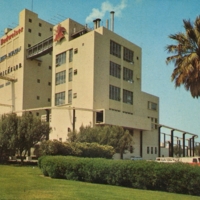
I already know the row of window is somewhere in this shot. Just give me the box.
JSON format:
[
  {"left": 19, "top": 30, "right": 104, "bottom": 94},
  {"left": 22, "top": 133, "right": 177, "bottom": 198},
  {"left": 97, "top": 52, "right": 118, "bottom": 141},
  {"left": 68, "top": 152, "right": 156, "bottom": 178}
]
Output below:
[
  {"left": 55, "top": 90, "right": 74, "bottom": 106},
  {"left": 109, "top": 108, "right": 133, "bottom": 115},
  {"left": 109, "top": 85, "right": 133, "bottom": 105},
  {"left": 148, "top": 117, "right": 158, "bottom": 129},
  {"left": 110, "top": 40, "right": 134, "bottom": 62},
  {"left": 110, "top": 61, "right": 133, "bottom": 82},
  {"left": 147, "top": 147, "right": 157, "bottom": 154},
  {"left": 0, "top": 63, "right": 22, "bottom": 76},
  {"left": 55, "top": 69, "right": 78, "bottom": 86},
  {"left": 36, "top": 96, "right": 51, "bottom": 102},
  {"left": 56, "top": 50, "right": 73, "bottom": 66},
  {"left": 0, "top": 81, "right": 11, "bottom": 88},
  {"left": 29, "top": 18, "right": 53, "bottom": 31},
  {"left": 148, "top": 101, "right": 157, "bottom": 111}
]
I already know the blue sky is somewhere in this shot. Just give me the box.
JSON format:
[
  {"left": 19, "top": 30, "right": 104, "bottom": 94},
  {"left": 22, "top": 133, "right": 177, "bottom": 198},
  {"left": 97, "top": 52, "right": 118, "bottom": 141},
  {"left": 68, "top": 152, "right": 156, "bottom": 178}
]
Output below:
[{"left": 1, "top": 0, "right": 200, "bottom": 141}]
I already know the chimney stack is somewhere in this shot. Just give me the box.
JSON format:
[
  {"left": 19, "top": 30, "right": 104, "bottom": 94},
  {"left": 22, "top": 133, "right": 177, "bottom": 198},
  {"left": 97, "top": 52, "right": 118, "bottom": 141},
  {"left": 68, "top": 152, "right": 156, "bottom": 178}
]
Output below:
[
  {"left": 93, "top": 19, "right": 97, "bottom": 29},
  {"left": 96, "top": 18, "right": 101, "bottom": 28},
  {"left": 106, "top": 19, "right": 109, "bottom": 29},
  {"left": 110, "top": 11, "right": 115, "bottom": 32}
]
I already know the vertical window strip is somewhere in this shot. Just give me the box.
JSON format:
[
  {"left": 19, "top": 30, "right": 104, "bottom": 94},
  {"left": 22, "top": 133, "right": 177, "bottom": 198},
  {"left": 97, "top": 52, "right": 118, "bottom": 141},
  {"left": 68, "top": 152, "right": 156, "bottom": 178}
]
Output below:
[
  {"left": 55, "top": 92, "right": 65, "bottom": 106},
  {"left": 109, "top": 85, "right": 120, "bottom": 101},
  {"left": 123, "top": 67, "right": 133, "bottom": 82},
  {"left": 69, "top": 49, "right": 73, "bottom": 62},
  {"left": 110, "top": 61, "right": 121, "bottom": 78},
  {"left": 55, "top": 71, "right": 66, "bottom": 85},
  {"left": 123, "top": 89, "right": 133, "bottom": 105},
  {"left": 123, "top": 47, "right": 134, "bottom": 62},
  {"left": 56, "top": 52, "right": 66, "bottom": 66},
  {"left": 69, "top": 68, "right": 72, "bottom": 82},
  {"left": 68, "top": 90, "right": 72, "bottom": 103},
  {"left": 110, "top": 40, "right": 121, "bottom": 58}
]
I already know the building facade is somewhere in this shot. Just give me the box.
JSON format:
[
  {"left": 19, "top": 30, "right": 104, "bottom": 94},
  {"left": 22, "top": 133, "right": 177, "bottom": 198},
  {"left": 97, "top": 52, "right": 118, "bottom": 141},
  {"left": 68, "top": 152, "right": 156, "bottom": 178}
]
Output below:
[
  {"left": 0, "top": 9, "right": 159, "bottom": 160},
  {"left": 50, "top": 16, "right": 159, "bottom": 160},
  {"left": 0, "top": 9, "right": 53, "bottom": 116}
]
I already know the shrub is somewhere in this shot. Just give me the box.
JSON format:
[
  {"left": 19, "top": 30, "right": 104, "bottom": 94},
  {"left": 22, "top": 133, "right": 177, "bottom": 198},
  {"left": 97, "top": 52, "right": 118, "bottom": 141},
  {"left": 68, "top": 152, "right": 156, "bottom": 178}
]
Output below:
[
  {"left": 39, "top": 156, "right": 200, "bottom": 196},
  {"left": 39, "top": 140, "right": 115, "bottom": 159}
]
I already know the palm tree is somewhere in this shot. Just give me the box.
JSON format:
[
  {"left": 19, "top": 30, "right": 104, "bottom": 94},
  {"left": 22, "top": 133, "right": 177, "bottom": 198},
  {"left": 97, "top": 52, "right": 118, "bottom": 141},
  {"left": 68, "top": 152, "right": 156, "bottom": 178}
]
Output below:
[{"left": 166, "top": 16, "right": 200, "bottom": 98}]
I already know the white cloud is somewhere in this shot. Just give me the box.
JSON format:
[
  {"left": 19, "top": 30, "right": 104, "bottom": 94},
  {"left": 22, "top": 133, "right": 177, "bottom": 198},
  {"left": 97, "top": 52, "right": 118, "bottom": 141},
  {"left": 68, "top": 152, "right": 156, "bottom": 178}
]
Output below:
[{"left": 85, "top": 0, "right": 127, "bottom": 23}]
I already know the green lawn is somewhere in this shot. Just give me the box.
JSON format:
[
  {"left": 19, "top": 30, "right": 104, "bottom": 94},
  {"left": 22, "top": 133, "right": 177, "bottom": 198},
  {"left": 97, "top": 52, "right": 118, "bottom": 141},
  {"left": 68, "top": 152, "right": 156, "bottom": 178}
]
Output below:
[{"left": 0, "top": 164, "right": 199, "bottom": 200}]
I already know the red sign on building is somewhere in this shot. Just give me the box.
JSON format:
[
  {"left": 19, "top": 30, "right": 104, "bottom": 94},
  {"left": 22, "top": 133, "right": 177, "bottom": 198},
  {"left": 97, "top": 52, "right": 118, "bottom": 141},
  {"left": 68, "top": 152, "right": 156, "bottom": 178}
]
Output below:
[{"left": 54, "top": 24, "right": 66, "bottom": 42}]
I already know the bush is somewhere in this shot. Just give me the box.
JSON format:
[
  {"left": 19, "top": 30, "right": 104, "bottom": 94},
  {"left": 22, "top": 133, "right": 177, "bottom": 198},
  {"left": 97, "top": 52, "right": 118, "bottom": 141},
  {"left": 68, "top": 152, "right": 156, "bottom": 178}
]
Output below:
[
  {"left": 39, "top": 156, "right": 200, "bottom": 196},
  {"left": 39, "top": 140, "right": 115, "bottom": 159}
]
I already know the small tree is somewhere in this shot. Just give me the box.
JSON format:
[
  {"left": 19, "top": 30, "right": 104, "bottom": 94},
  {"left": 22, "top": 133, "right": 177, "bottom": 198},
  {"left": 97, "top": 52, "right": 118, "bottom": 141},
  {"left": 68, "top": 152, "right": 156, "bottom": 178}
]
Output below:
[
  {"left": 173, "top": 144, "right": 183, "bottom": 157},
  {"left": 68, "top": 125, "right": 133, "bottom": 159},
  {"left": 0, "top": 114, "right": 18, "bottom": 161},
  {"left": 0, "top": 113, "right": 51, "bottom": 163},
  {"left": 16, "top": 113, "right": 51, "bottom": 163},
  {"left": 194, "top": 145, "right": 200, "bottom": 156}
]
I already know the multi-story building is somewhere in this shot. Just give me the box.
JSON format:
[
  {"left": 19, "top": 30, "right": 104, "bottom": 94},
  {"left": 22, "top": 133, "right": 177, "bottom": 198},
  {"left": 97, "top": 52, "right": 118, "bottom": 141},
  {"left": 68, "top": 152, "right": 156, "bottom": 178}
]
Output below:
[
  {"left": 50, "top": 14, "right": 159, "bottom": 160},
  {"left": 0, "top": 9, "right": 159, "bottom": 160},
  {"left": 0, "top": 9, "right": 53, "bottom": 116}
]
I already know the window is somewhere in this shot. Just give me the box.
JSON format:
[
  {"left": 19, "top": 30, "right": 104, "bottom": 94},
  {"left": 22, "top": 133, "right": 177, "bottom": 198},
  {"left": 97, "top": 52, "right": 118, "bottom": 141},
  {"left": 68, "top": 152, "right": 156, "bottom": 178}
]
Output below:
[
  {"left": 50, "top": 28, "right": 53, "bottom": 31},
  {"left": 123, "top": 89, "right": 133, "bottom": 104},
  {"left": 48, "top": 98, "right": 51, "bottom": 102},
  {"left": 38, "top": 33, "right": 41, "bottom": 36},
  {"left": 48, "top": 82, "right": 51, "bottom": 86},
  {"left": 68, "top": 90, "right": 72, "bottom": 104},
  {"left": 37, "top": 96, "right": 40, "bottom": 100},
  {"left": 151, "top": 147, "right": 153, "bottom": 154},
  {"left": 147, "top": 147, "right": 149, "bottom": 154},
  {"left": 123, "top": 67, "right": 133, "bottom": 83},
  {"left": 55, "top": 92, "right": 65, "bottom": 106},
  {"left": 69, "top": 49, "right": 73, "bottom": 62},
  {"left": 56, "top": 52, "right": 66, "bottom": 66},
  {"left": 123, "top": 47, "right": 134, "bottom": 62},
  {"left": 155, "top": 147, "right": 157, "bottom": 154},
  {"left": 73, "top": 93, "right": 77, "bottom": 98},
  {"left": 55, "top": 71, "right": 66, "bottom": 85},
  {"left": 109, "top": 85, "right": 120, "bottom": 101},
  {"left": 28, "top": 44, "right": 31, "bottom": 47},
  {"left": 110, "top": 40, "right": 121, "bottom": 58},
  {"left": 49, "top": 66, "right": 52, "bottom": 70},
  {"left": 37, "top": 79, "right": 40, "bottom": 83},
  {"left": 39, "top": 23, "right": 42, "bottom": 27},
  {"left": 74, "top": 69, "right": 77, "bottom": 75},
  {"left": 69, "top": 68, "right": 72, "bottom": 82},
  {"left": 28, "top": 28, "right": 32, "bottom": 33},
  {"left": 29, "top": 18, "right": 32, "bottom": 23},
  {"left": 148, "top": 101, "right": 157, "bottom": 111},
  {"left": 110, "top": 61, "right": 121, "bottom": 79},
  {"left": 0, "top": 84, "right": 4, "bottom": 88}
]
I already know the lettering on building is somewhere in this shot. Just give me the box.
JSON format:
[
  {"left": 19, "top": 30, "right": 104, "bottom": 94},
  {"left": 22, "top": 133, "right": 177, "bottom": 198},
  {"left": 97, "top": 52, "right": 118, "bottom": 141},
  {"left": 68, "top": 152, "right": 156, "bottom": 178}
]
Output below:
[
  {"left": 1, "top": 27, "right": 23, "bottom": 45},
  {"left": 0, "top": 47, "right": 21, "bottom": 63}
]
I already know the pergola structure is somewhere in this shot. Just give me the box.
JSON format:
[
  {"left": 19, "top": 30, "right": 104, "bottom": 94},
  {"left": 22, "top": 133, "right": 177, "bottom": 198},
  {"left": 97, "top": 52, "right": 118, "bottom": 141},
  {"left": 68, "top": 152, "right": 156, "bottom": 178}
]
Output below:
[{"left": 156, "top": 123, "right": 198, "bottom": 157}]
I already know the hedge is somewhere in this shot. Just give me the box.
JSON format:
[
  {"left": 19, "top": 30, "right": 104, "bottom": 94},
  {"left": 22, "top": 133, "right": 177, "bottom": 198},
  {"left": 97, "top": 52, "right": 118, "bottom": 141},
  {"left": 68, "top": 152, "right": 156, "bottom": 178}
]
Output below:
[
  {"left": 38, "top": 156, "right": 200, "bottom": 196},
  {"left": 38, "top": 141, "right": 115, "bottom": 159}
]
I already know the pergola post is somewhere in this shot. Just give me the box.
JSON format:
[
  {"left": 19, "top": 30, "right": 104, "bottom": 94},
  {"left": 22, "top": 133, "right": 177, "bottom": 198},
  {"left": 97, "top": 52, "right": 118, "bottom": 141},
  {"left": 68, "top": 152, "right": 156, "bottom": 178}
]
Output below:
[
  {"left": 170, "top": 129, "right": 174, "bottom": 157},
  {"left": 192, "top": 135, "right": 196, "bottom": 157},
  {"left": 158, "top": 126, "right": 162, "bottom": 157},
  {"left": 183, "top": 133, "right": 186, "bottom": 157},
  {"left": 73, "top": 108, "right": 76, "bottom": 131}
]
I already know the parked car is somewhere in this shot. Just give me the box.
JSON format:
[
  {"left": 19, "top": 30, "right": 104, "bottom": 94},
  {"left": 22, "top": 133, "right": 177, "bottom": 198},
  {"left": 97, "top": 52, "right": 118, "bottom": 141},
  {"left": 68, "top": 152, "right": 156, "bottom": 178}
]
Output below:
[{"left": 130, "top": 156, "right": 143, "bottom": 161}]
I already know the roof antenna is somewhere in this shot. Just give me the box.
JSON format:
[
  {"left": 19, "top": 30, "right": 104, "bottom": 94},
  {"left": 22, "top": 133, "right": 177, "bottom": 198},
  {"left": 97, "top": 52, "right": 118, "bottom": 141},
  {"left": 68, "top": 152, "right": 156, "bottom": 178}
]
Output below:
[{"left": 31, "top": 0, "right": 33, "bottom": 11}]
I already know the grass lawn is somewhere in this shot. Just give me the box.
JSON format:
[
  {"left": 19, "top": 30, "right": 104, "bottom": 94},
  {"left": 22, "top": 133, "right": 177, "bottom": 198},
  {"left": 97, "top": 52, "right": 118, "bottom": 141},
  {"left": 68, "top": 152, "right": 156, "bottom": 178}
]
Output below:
[{"left": 0, "top": 164, "right": 200, "bottom": 200}]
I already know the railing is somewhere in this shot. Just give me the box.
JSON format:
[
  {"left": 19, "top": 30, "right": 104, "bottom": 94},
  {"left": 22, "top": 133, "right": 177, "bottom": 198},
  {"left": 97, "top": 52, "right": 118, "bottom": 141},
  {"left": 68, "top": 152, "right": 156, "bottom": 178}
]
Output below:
[{"left": 26, "top": 36, "right": 53, "bottom": 59}]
